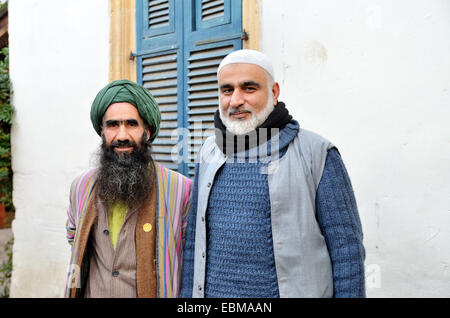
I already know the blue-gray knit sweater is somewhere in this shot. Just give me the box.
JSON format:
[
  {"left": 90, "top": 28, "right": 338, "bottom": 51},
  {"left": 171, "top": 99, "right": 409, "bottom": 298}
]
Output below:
[{"left": 180, "top": 121, "right": 366, "bottom": 298}]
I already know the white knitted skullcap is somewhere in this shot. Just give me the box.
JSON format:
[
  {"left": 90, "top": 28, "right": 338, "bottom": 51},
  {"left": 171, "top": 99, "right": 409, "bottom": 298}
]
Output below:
[{"left": 217, "top": 49, "right": 275, "bottom": 79}]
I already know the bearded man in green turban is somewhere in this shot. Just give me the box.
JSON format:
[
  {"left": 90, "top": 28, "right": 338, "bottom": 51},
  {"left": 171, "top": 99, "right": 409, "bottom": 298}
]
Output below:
[{"left": 65, "top": 80, "right": 192, "bottom": 298}]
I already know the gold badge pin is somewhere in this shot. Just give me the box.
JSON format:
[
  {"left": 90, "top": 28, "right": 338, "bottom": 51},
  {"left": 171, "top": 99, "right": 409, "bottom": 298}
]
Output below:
[{"left": 143, "top": 223, "right": 152, "bottom": 232}]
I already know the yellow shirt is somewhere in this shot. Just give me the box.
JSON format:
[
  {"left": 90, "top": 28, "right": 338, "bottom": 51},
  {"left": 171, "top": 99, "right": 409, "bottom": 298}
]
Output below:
[{"left": 108, "top": 202, "right": 129, "bottom": 250}]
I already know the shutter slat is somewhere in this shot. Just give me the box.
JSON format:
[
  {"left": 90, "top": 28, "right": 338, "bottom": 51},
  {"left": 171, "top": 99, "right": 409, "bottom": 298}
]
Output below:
[
  {"left": 149, "top": 1, "right": 169, "bottom": 12},
  {"left": 188, "top": 101, "right": 218, "bottom": 107},
  {"left": 188, "top": 50, "right": 229, "bottom": 62},
  {"left": 203, "top": 6, "right": 225, "bottom": 18},
  {"left": 188, "top": 92, "right": 218, "bottom": 100},
  {"left": 157, "top": 99, "right": 178, "bottom": 105},
  {"left": 152, "top": 92, "right": 179, "bottom": 98},
  {"left": 149, "top": 0, "right": 168, "bottom": 7},
  {"left": 149, "top": 16, "right": 170, "bottom": 25},
  {"left": 143, "top": 55, "right": 177, "bottom": 66},
  {"left": 188, "top": 124, "right": 215, "bottom": 130},
  {"left": 145, "top": 83, "right": 177, "bottom": 90},
  {"left": 149, "top": 9, "right": 170, "bottom": 19},
  {"left": 188, "top": 59, "right": 221, "bottom": 70},
  {"left": 153, "top": 154, "right": 177, "bottom": 162},
  {"left": 153, "top": 139, "right": 178, "bottom": 146},
  {"left": 159, "top": 122, "right": 178, "bottom": 129},
  {"left": 161, "top": 114, "right": 178, "bottom": 120},
  {"left": 152, "top": 147, "right": 176, "bottom": 154},
  {"left": 144, "top": 65, "right": 177, "bottom": 74},
  {"left": 188, "top": 116, "right": 215, "bottom": 122},
  {"left": 188, "top": 69, "right": 218, "bottom": 77},
  {"left": 188, "top": 85, "right": 218, "bottom": 92},
  {"left": 188, "top": 77, "right": 219, "bottom": 85},
  {"left": 188, "top": 108, "right": 217, "bottom": 115},
  {"left": 143, "top": 74, "right": 177, "bottom": 82},
  {"left": 202, "top": 0, "right": 224, "bottom": 10}
]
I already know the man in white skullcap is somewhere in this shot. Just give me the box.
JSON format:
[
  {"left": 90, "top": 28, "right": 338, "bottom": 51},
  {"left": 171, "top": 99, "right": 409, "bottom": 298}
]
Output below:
[{"left": 181, "top": 50, "right": 366, "bottom": 298}]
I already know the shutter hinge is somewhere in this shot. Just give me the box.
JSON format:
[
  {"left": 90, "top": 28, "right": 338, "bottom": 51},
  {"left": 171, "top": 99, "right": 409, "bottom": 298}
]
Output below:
[
  {"left": 129, "top": 51, "right": 137, "bottom": 61},
  {"left": 241, "top": 31, "right": 249, "bottom": 41}
]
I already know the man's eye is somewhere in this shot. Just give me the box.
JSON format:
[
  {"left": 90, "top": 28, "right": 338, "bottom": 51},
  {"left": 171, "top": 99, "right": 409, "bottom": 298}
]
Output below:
[
  {"left": 126, "top": 120, "right": 140, "bottom": 126},
  {"left": 107, "top": 122, "right": 118, "bottom": 128},
  {"left": 245, "top": 87, "right": 256, "bottom": 91}
]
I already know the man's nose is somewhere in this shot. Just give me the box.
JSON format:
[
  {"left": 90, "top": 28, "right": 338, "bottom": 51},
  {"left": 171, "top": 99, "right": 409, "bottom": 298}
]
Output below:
[
  {"left": 116, "top": 124, "right": 129, "bottom": 141},
  {"left": 230, "top": 89, "right": 244, "bottom": 108}
]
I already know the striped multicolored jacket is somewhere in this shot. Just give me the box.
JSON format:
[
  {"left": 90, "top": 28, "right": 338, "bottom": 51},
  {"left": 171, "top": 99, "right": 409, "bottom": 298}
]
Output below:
[{"left": 65, "top": 163, "right": 192, "bottom": 298}]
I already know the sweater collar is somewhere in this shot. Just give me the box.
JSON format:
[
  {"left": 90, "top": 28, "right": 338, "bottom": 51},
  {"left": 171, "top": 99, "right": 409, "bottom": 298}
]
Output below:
[
  {"left": 217, "top": 120, "right": 300, "bottom": 162},
  {"left": 214, "top": 101, "right": 294, "bottom": 156}
]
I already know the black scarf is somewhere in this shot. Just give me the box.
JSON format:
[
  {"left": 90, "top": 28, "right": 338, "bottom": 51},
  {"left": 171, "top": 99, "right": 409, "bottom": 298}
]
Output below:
[{"left": 214, "top": 101, "right": 293, "bottom": 155}]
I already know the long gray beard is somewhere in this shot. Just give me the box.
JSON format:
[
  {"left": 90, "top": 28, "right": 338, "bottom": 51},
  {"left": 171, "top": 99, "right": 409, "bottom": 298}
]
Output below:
[{"left": 96, "top": 136, "right": 154, "bottom": 211}]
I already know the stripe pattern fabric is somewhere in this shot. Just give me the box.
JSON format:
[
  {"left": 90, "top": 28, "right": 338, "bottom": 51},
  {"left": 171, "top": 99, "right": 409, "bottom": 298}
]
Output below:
[
  {"left": 65, "top": 163, "right": 191, "bottom": 298},
  {"left": 66, "top": 169, "right": 98, "bottom": 245}
]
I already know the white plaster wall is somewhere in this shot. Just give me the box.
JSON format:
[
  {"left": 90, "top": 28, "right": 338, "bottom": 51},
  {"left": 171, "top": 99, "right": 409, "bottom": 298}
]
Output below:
[
  {"left": 9, "top": 0, "right": 110, "bottom": 297},
  {"left": 7, "top": 0, "right": 450, "bottom": 299},
  {"left": 260, "top": 0, "right": 450, "bottom": 297}
]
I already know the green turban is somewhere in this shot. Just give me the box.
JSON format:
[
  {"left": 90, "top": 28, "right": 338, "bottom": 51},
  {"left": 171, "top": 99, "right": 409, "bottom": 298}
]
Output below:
[{"left": 90, "top": 79, "right": 161, "bottom": 143}]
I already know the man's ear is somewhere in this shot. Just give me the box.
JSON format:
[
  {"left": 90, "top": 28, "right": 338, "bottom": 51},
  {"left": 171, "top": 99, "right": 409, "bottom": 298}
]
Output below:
[
  {"left": 145, "top": 126, "right": 151, "bottom": 142},
  {"left": 272, "top": 82, "right": 280, "bottom": 105}
]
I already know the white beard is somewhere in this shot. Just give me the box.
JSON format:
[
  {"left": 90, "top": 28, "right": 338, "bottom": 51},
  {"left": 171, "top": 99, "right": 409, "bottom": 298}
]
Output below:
[{"left": 220, "top": 93, "right": 275, "bottom": 135}]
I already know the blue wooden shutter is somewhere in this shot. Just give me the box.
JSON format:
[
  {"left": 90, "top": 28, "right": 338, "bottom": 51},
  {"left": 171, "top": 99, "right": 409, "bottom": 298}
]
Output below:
[
  {"left": 183, "top": 0, "right": 242, "bottom": 177},
  {"left": 136, "top": 0, "right": 184, "bottom": 171},
  {"left": 137, "top": 0, "right": 242, "bottom": 175}
]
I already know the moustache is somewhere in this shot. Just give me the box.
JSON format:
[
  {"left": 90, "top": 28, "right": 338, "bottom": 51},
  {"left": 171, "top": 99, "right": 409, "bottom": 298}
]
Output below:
[
  {"left": 227, "top": 107, "right": 254, "bottom": 116},
  {"left": 109, "top": 139, "right": 138, "bottom": 150}
]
